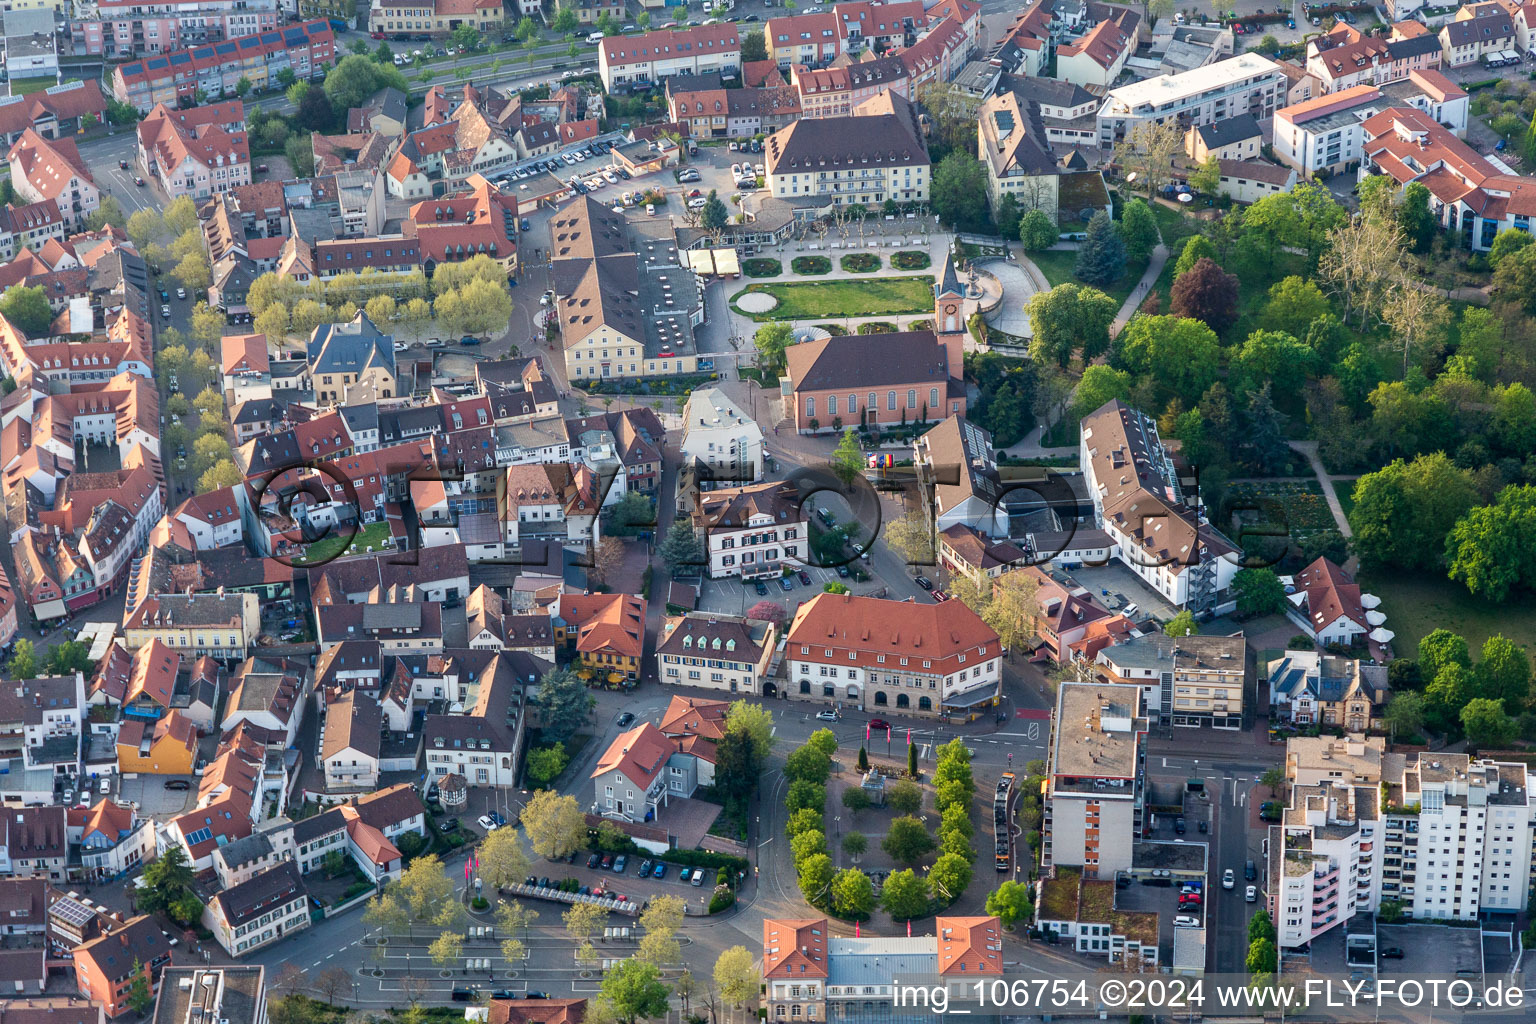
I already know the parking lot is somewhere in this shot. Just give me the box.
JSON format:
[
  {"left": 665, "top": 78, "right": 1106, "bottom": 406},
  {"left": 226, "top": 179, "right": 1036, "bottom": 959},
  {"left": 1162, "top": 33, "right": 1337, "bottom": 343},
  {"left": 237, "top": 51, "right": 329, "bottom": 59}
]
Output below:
[
  {"left": 1376, "top": 922, "right": 1485, "bottom": 978},
  {"left": 117, "top": 773, "right": 197, "bottom": 817},
  {"left": 1059, "top": 561, "right": 1183, "bottom": 625},
  {"left": 523, "top": 852, "right": 727, "bottom": 913}
]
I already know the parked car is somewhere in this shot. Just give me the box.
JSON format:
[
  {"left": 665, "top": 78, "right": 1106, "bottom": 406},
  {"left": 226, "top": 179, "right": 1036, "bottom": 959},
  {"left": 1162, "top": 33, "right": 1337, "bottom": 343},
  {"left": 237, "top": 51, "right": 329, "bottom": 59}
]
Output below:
[
  {"left": 754, "top": 581, "right": 768, "bottom": 596},
  {"left": 587, "top": 853, "right": 602, "bottom": 868},
  {"left": 438, "top": 818, "right": 458, "bottom": 833},
  {"left": 459, "top": 335, "right": 481, "bottom": 346},
  {"left": 914, "top": 575, "right": 934, "bottom": 590},
  {"left": 837, "top": 565, "right": 850, "bottom": 578},
  {"left": 1380, "top": 947, "right": 1404, "bottom": 959},
  {"left": 1246, "top": 885, "right": 1258, "bottom": 902},
  {"left": 600, "top": 853, "right": 613, "bottom": 869},
  {"left": 816, "top": 710, "right": 839, "bottom": 721},
  {"left": 797, "top": 570, "right": 812, "bottom": 585},
  {"left": 175, "top": 287, "right": 186, "bottom": 300},
  {"left": 1222, "top": 869, "right": 1235, "bottom": 889},
  {"left": 1197, "top": 820, "right": 1208, "bottom": 833},
  {"left": 613, "top": 854, "right": 627, "bottom": 873},
  {"left": 692, "top": 870, "right": 706, "bottom": 887},
  {"left": 1174, "top": 817, "right": 1187, "bottom": 834},
  {"left": 478, "top": 815, "right": 499, "bottom": 831},
  {"left": 779, "top": 577, "right": 794, "bottom": 591},
  {"left": 1245, "top": 860, "right": 1257, "bottom": 881},
  {"left": 652, "top": 862, "right": 667, "bottom": 879},
  {"left": 490, "top": 812, "right": 506, "bottom": 826},
  {"left": 638, "top": 859, "right": 653, "bottom": 876},
  {"left": 1174, "top": 916, "right": 1201, "bottom": 928}
]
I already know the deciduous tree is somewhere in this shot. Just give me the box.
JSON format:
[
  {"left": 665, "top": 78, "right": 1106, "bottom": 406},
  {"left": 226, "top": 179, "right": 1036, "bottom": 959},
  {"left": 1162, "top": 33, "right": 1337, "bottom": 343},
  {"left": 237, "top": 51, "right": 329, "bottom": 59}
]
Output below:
[
  {"left": 1350, "top": 454, "right": 1477, "bottom": 572},
  {"left": 1461, "top": 698, "right": 1516, "bottom": 748},
  {"left": 882, "top": 816, "right": 935, "bottom": 865},
  {"left": 714, "top": 946, "right": 760, "bottom": 1008},
  {"left": 1027, "top": 283, "right": 1116, "bottom": 367},
  {"left": 1019, "top": 209, "right": 1057, "bottom": 252},
  {"left": 521, "top": 790, "right": 587, "bottom": 860},
  {"left": 831, "top": 868, "right": 876, "bottom": 918},
  {"left": 986, "top": 880, "right": 1034, "bottom": 929},
  {"left": 1170, "top": 257, "right": 1239, "bottom": 334},
  {"left": 1118, "top": 199, "right": 1159, "bottom": 263}
]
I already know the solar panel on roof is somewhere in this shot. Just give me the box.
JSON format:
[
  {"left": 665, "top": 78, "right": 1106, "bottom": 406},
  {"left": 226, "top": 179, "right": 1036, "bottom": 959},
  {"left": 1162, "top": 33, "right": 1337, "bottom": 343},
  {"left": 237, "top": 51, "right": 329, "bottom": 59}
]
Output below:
[
  {"left": 169, "top": 52, "right": 191, "bottom": 65},
  {"left": 122, "top": 62, "right": 144, "bottom": 75},
  {"left": 146, "top": 57, "right": 169, "bottom": 69},
  {"left": 284, "top": 29, "right": 305, "bottom": 43},
  {"left": 238, "top": 37, "right": 258, "bottom": 49},
  {"left": 192, "top": 47, "right": 214, "bottom": 58},
  {"left": 260, "top": 31, "right": 280, "bottom": 44},
  {"left": 216, "top": 42, "right": 237, "bottom": 54}
]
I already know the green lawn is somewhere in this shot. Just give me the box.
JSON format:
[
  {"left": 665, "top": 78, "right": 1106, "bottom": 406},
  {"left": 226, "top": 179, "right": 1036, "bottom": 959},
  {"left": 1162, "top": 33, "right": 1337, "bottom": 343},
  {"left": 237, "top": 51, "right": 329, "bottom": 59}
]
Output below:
[
  {"left": 731, "top": 277, "right": 936, "bottom": 321},
  {"left": 1356, "top": 572, "right": 1536, "bottom": 659},
  {"left": 1151, "top": 204, "right": 1198, "bottom": 250},
  {"left": 8, "top": 77, "right": 71, "bottom": 97},
  {"left": 1332, "top": 478, "right": 1357, "bottom": 520},
  {"left": 1027, "top": 250, "right": 1148, "bottom": 308},
  {"left": 292, "top": 520, "right": 394, "bottom": 566}
]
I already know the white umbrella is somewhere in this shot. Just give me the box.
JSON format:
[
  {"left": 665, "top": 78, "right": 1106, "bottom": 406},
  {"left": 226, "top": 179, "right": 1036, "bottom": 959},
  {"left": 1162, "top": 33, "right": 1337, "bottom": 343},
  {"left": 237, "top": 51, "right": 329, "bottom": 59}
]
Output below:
[
  {"left": 1365, "top": 610, "right": 1387, "bottom": 626},
  {"left": 1369, "top": 628, "right": 1395, "bottom": 643},
  {"left": 1178, "top": 192, "right": 1193, "bottom": 203},
  {"left": 1360, "top": 593, "right": 1381, "bottom": 609}
]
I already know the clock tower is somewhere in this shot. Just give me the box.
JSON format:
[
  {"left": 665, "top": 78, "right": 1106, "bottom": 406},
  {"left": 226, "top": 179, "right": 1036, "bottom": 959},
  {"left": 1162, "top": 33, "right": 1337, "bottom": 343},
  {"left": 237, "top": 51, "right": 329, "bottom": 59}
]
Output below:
[{"left": 934, "top": 251, "right": 966, "bottom": 382}]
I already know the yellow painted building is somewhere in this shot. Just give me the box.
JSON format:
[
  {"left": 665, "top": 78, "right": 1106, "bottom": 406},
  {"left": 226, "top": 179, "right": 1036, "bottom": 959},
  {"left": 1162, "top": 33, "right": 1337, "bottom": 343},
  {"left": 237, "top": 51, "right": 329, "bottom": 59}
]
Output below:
[{"left": 117, "top": 710, "right": 198, "bottom": 775}]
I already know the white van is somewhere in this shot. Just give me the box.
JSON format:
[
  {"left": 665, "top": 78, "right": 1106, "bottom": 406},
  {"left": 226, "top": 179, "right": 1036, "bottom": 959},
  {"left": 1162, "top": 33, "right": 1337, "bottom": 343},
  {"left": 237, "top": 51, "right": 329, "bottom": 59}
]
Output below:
[{"left": 587, "top": 31, "right": 604, "bottom": 43}]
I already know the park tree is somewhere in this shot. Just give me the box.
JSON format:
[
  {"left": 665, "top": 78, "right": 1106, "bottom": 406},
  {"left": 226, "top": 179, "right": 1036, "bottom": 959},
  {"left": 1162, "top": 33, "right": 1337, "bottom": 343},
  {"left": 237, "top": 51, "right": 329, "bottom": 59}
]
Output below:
[
  {"left": 831, "top": 868, "right": 876, "bottom": 919},
  {"left": 1118, "top": 199, "right": 1159, "bottom": 263},
  {"left": 1349, "top": 454, "right": 1477, "bottom": 572},
  {"left": 1381, "top": 278, "right": 1452, "bottom": 376},
  {"left": 1231, "top": 330, "right": 1316, "bottom": 409},
  {"left": 1461, "top": 698, "right": 1517, "bottom": 748},
  {"left": 564, "top": 902, "right": 608, "bottom": 946},
  {"left": 1026, "top": 283, "right": 1116, "bottom": 367},
  {"left": 1019, "top": 209, "right": 1057, "bottom": 252},
  {"left": 986, "top": 880, "right": 1034, "bottom": 929},
  {"left": 1398, "top": 181, "right": 1437, "bottom": 253},
  {"left": 1113, "top": 315, "right": 1221, "bottom": 407},
  {"left": 931, "top": 152, "right": 990, "bottom": 231},
  {"left": 786, "top": 808, "right": 823, "bottom": 839},
  {"left": 843, "top": 831, "right": 867, "bottom": 857},
  {"left": 993, "top": 193, "right": 1022, "bottom": 239},
  {"left": 429, "top": 930, "right": 463, "bottom": 967},
  {"left": 1074, "top": 210, "right": 1125, "bottom": 286},
  {"left": 436, "top": 278, "right": 514, "bottom": 338},
  {"left": 790, "top": 829, "right": 828, "bottom": 864},
  {"left": 1173, "top": 234, "right": 1217, "bottom": 278},
  {"left": 1446, "top": 484, "right": 1536, "bottom": 602},
  {"left": 1476, "top": 634, "right": 1531, "bottom": 712},
  {"left": 1318, "top": 212, "right": 1404, "bottom": 329},
  {"left": 1170, "top": 257, "right": 1239, "bottom": 334},
  {"left": 1264, "top": 276, "right": 1332, "bottom": 339},
  {"left": 883, "top": 510, "right": 934, "bottom": 565},
  {"left": 1419, "top": 629, "right": 1472, "bottom": 680},
  {"left": 700, "top": 190, "right": 728, "bottom": 234},
  {"left": 1426, "top": 663, "right": 1476, "bottom": 734},
  {"left": 928, "top": 853, "right": 972, "bottom": 905},
  {"left": 1070, "top": 365, "right": 1133, "bottom": 420},
  {"left": 1488, "top": 227, "right": 1535, "bottom": 268},
  {"left": 882, "top": 816, "right": 936, "bottom": 865},
  {"left": 798, "top": 853, "right": 835, "bottom": 906},
  {"left": 86, "top": 196, "right": 128, "bottom": 232},
  {"left": 521, "top": 790, "right": 587, "bottom": 860},
  {"left": 880, "top": 868, "right": 931, "bottom": 920},
  {"left": 887, "top": 779, "right": 923, "bottom": 815}
]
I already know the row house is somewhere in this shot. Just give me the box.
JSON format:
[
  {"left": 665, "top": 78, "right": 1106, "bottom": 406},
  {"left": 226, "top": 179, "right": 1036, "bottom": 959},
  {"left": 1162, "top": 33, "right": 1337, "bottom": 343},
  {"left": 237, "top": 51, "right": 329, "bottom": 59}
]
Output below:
[
  {"left": 123, "top": 591, "right": 261, "bottom": 661},
  {"left": 666, "top": 74, "right": 802, "bottom": 137},
  {"left": 0, "top": 806, "right": 68, "bottom": 880},
  {"left": 691, "top": 480, "right": 803, "bottom": 581},
  {"left": 1094, "top": 632, "right": 1247, "bottom": 729},
  {"left": 70, "top": 0, "right": 281, "bottom": 58},
  {"left": 203, "top": 861, "right": 309, "bottom": 957},
  {"left": 598, "top": 24, "right": 742, "bottom": 93},
  {"left": 367, "top": 0, "right": 505, "bottom": 38},
  {"left": 0, "top": 200, "right": 66, "bottom": 263},
  {"left": 1096, "top": 52, "right": 1286, "bottom": 146},
  {"left": 1439, "top": 4, "right": 1516, "bottom": 67},
  {"left": 655, "top": 612, "right": 777, "bottom": 696},
  {"left": 111, "top": 21, "right": 336, "bottom": 113}
]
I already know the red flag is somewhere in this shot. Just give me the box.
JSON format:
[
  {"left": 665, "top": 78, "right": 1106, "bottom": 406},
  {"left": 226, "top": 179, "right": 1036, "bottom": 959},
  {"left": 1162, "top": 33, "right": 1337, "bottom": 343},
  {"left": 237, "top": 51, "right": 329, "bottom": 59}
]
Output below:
[
  {"left": 855, "top": 922, "right": 860, "bottom": 937},
  {"left": 865, "top": 723, "right": 870, "bottom": 741},
  {"left": 907, "top": 919, "right": 911, "bottom": 937},
  {"left": 906, "top": 728, "right": 911, "bottom": 744},
  {"left": 465, "top": 860, "right": 470, "bottom": 881}
]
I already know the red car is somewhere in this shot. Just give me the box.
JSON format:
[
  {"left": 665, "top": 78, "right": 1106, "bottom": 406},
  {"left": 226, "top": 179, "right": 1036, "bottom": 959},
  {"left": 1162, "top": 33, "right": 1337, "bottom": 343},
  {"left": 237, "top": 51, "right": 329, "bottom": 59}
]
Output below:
[
  {"left": 868, "top": 718, "right": 891, "bottom": 730},
  {"left": 1233, "top": 22, "right": 1245, "bottom": 33},
  {"left": 370, "top": 31, "right": 385, "bottom": 39}
]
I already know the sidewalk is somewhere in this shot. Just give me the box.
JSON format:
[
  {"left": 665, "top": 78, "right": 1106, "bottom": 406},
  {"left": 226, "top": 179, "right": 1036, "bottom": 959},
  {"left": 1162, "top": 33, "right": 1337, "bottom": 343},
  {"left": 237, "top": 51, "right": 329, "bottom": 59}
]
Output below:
[
  {"left": 1110, "top": 243, "right": 1168, "bottom": 337},
  {"left": 1288, "top": 440, "right": 1354, "bottom": 541}
]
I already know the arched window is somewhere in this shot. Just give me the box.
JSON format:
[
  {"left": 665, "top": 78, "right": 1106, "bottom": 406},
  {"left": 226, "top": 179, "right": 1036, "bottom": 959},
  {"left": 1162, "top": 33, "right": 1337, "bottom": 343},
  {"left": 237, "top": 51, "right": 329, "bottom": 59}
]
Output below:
[
  {"left": 896, "top": 693, "right": 910, "bottom": 709},
  {"left": 873, "top": 691, "right": 888, "bottom": 706},
  {"left": 919, "top": 696, "right": 932, "bottom": 711},
  {"left": 799, "top": 680, "right": 811, "bottom": 694}
]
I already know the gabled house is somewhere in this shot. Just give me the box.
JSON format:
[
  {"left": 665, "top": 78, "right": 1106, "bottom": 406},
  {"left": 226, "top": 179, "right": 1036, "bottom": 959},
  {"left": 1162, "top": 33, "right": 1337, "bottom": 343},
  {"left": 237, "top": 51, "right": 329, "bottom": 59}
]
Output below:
[
  {"left": 72, "top": 916, "right": 173, "bottom": 1017},
  {"left": 1268, "top": 650, "right": 1390, "bottom": 730},
  {"left": 1286, "top": 557, "right": 1374, "bottom": 648},
  {"left": 591, "top": 721, "right": 704, "bottom": 823}
]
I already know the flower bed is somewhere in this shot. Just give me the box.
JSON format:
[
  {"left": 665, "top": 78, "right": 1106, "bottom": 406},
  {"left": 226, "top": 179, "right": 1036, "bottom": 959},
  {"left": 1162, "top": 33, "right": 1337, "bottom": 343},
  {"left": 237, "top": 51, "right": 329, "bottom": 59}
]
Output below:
[
  {"left": 892, "top": 250, "right": 932, "bottom": 270},
  {"left": 743, "top": 258, "right": 781, "bottom": 278},
  {"left": 791, "top": 255, "right": 832, "bottom": 275},
  {"left": 857, "top": 321, "right": 898, "bottom": 334},
  {"left": 840, "top": 252, "right": 881, "bottom": 273}
]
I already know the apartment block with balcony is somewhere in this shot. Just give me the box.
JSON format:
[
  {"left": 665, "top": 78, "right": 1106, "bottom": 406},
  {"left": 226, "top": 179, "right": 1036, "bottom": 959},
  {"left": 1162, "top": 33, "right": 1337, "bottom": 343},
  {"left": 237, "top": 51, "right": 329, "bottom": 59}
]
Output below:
[
  {"left": 1271, "top": 735, "right": 1536, "bottom": 949},
  {"left": 1043, "top": 682, "right": 1148, "bottom": 878},
  {"left": 1097, "top": 52, "right": 1286, "bottom": 146}
]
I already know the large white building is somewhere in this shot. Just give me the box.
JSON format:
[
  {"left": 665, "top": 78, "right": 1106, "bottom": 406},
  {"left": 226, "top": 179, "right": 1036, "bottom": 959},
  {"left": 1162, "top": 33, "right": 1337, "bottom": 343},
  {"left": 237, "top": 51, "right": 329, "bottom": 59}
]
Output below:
[
  {"left": 1079, "top": 400, "right": 1239, "bottom": 614},
  {"left": 1272, "top": 736, "right": 1536, "bottom": 950},
  {"left": 1042, "top": 682, "right": 1148, "bottom": 877},
  {"left": 597, "top": 24, "right": 741, "bottom": 93},
  {"left": 1274, "top": 72, "right": 1468, "bottom": 178},
  {"left": 764, "top": 90, "right": 929, "bottom": 210},
  {"left": 783, "top": 592, "right": 1002, "bottom": 717},
  {"left": 1096, "top": 53, "right": 1286, "bottom": 147},
  {"left": 680, "top": 386, "right": 764, "bottom": 485}
]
